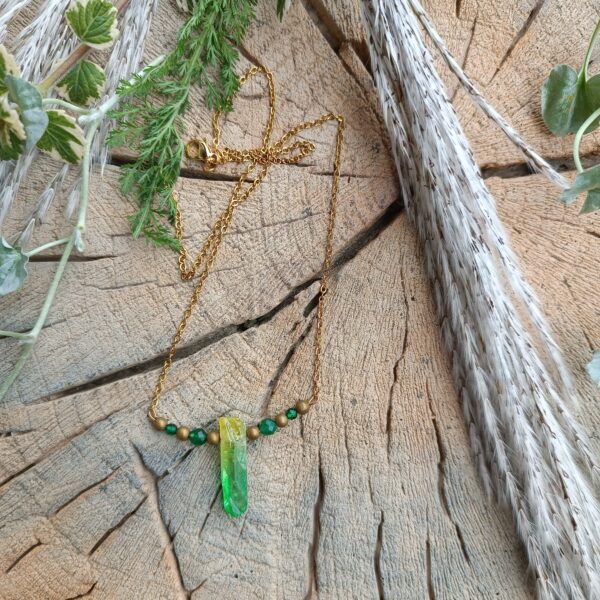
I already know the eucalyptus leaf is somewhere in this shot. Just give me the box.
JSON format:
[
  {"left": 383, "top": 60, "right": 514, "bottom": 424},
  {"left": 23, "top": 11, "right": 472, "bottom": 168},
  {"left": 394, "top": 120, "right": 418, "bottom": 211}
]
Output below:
[
  {"left": 541, "top": 65, "right": 600, "bottom": 136},
  {"left": 4, "top": 74, "right": 48, "bottom": 149},
  {"left": 0, "top": 237, "right": 28, "bottom": 296},
  {"left": 586, "top": 351, "right": 600, "bottom": 387},
  {"left": 580, "top": 190, "right": 600, "bottom": 214},
  {"left": 57, "top": 60, "right": 106, "bottom": 105},
  {"left": 66, "top": 0, "right": 118, "bottom": 50},
  {"left": 36, "top": 109, "right": 85, "bottom": 164},
  {"left": 560, "top": 164, "right": 600, "bottom": 205}
]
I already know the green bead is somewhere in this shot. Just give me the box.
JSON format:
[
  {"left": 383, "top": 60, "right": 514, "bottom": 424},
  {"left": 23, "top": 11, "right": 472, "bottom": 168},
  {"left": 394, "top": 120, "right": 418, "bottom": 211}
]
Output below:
[
  {"left": 259, "top": 418, "right": 277, "bottom": 435},
  {"left": 189, "top": 428, "right": 207, "bottom": 446},
  {"left": 285, "top": 408, "right": 298, "bottom": 420},
  {"left": 165, "top": 423, "right": 177, "bottom": 435}
]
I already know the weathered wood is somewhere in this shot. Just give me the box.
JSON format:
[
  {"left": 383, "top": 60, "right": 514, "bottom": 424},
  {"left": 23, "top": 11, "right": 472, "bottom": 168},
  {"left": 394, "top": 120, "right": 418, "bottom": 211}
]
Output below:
[
  {"left": 420, "top": 0, "right": 600, "bottom": 168},
  {"left": 311, "top": 0, "right": 600, "bottom": 168},
  {"left": 1, "top": 0, "right": 599, "bottom": 599}
]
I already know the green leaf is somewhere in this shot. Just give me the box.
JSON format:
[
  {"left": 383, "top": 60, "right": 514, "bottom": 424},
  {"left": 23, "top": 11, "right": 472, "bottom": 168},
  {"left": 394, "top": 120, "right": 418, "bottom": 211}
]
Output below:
[
  {"left": 587, "top": 351, "right": 600, "bottom": 387},
  {"left": 276, "top": 0, "right": 286, "bottom": 20},
  {"left": 580, "top": 190, "right": 600, "bottom": 214},
  {"left": 57, "top": 60, "right": 106, "bottom": 105},
  {"left": 0, "top": 237, "right": 28, "bottom": 296},
  {"left": 4, "top": 75, "right": 48, "bottom": 149},
  {"left": 541, "top": 65, "right": 600, "bottom": 136},
  {"left": 0, "top": 44, "right": 20, "bottom": 95},
  {"left": 560, "top": 164, "right": 600, "bottom": 204},
  {"left": 66, "top": 0, "right": 118, "bottom": 50},
  {"left": 0, "top": 94, "right": 25, "bottom": 160},
  {"left": 36, "top": 109, "right": 85, "bottom": 164},
  {"left": 560, "top": 164, "right": 600, "bottom": 213}
]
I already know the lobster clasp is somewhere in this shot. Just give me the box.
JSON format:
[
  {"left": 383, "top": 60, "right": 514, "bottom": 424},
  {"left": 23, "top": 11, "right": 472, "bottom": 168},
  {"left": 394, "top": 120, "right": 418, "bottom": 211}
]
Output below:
[{"left": 185, "top": 139, "right": 217, "bottom": 170}]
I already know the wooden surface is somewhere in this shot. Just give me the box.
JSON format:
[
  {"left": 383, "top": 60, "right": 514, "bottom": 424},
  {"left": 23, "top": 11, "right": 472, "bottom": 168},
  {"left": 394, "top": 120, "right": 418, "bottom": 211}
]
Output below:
[{"left": 0, "top": 1, "right": 599, "bottom": 598}]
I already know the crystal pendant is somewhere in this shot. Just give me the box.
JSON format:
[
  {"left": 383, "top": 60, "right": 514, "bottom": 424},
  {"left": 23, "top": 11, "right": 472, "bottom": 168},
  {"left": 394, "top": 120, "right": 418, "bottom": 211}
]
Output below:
[{"left": 219, "top": 416, "right": 248, "bottom": 517}]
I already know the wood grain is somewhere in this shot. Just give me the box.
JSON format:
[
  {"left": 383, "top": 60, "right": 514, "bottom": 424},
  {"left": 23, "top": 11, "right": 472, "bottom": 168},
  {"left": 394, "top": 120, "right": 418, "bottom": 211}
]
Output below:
[{"left": 1, "top": 0, "right": 599, "bottom": 599}]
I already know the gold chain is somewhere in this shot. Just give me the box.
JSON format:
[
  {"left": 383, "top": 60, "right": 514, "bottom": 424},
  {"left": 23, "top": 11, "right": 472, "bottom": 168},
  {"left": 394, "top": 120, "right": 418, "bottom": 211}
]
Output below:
[{"left": 147, "top": 66, "right": 344, "bottom": 424}]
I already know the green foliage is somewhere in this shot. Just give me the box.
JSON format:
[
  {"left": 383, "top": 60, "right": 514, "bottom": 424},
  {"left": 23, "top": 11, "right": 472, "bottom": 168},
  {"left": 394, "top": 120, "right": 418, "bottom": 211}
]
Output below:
[
  {"left": 66, "top": 0, "right": 119, "bottom": 49},
  {"left": 0, "top": 237, "right": 28, "bottom": 296},
  {"left": 5, "top": 75, "right": 48, "bottom": 149},
  {"left": 587, "top": 351, "right": 600, "bottom": 387},
  {"left": 542, "top": 20, "right": 600, "bottom": 214},
  {"left": 0, "top": 95, "right": 25, "bottom": 160},
  {"left": 110, "top": 0, "right": 259, "bottom": 248},
  {"left": 541, "top": 65, "right": 600, "bottom": 136},
  {"left": 276, "top": 0, "right": 286, "bottom": 20},
  {"left": 57, "top": 60, "right": 106, "bottom": 105},
  {"left": 36, "top": 109, "right": 85, "bottom": 164},
  {"left": 559, "top": 165, "right": 600, "bottom": 213},
  {"left": 0, "top": 44, "right": 20, "bottom": 95},
  {"left": 0, "top": 0, "right": 119, "bottom": 167}
]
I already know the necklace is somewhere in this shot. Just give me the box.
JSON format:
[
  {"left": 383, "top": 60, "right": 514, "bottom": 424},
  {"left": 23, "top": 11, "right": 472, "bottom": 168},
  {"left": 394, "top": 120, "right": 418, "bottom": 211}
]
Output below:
[{"left": 147, "top": 66, "right": 344, "bottom": 518}]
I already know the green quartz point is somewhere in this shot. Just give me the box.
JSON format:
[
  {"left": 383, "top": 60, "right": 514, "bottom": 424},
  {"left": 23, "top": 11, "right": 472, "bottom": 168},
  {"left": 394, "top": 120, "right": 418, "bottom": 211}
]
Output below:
[{"left": 219, "top": 416, "right": 248, "bottom": 518}]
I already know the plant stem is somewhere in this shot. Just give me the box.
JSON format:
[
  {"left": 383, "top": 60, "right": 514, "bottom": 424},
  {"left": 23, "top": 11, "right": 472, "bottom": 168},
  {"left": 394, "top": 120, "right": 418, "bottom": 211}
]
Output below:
[
  {"left": 24, "top": 237, "right": 72, "bottom": 257},
  {"left": 0, "top": 331, "right": 33, "bottom": 340},
  {"left": 583, "top": 19, "right": 600, "bottom": 79},
  {"left": 42, "top": 97, "right": 90, "bottom": 114},
  {"left": 0, "top": 59, "right": 161, "bottom": 402},
  {"left": 573, "top": 106, "right": 600, "bottom": 173},
  {"left": 38, "top": 45, "right": 90, "bottom": 94},
  {"left": 37, "top": 0, "right": 132, "bottom": 94}
]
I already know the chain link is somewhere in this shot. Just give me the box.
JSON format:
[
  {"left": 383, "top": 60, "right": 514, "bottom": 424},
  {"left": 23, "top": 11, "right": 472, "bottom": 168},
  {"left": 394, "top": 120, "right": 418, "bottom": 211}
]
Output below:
[{"left": 148, "top": 66, "right": 344, "bottom": 422}]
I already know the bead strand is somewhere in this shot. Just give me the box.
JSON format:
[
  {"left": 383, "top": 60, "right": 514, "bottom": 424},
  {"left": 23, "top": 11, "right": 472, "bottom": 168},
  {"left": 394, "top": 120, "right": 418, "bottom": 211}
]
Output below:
[{"left": 152, "top": 400, "right": 311, "bottom": 445}]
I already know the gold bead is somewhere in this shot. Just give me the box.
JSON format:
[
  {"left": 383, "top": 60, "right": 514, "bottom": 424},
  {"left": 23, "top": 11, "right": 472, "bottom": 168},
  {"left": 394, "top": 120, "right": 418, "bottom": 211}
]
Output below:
[
  {"left": 153, "top": 417, "right": 168, "bottom": 431},
  {"left": 207, "top": 431, "right": 220, "bottom": 445},
  {"left": 275, "top": 413, "right": 288, "bottom": 427},
  {"left": 176, "top": 426, "right": 190, "bottom": 441},
  {"left": 247, "top": 426, "right": 260, "bottom": 441},
  {"left": 295, "top": 400, "right": 310, "bottom": 415}
]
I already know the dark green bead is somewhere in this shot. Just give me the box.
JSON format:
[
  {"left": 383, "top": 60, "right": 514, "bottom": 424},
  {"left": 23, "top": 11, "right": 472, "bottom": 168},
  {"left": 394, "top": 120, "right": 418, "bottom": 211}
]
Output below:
[
  {"left": 258, "top": 418, "right": 277, "bottom": 435},
  {"left": 285, "top": 408, "right": 298, "bottom": 420},
  {"left": 165, "top": 423, "right": 177, "bottom": 435},
  {"left": 189, "top": 428, "right": 208, "bottom": 446}
]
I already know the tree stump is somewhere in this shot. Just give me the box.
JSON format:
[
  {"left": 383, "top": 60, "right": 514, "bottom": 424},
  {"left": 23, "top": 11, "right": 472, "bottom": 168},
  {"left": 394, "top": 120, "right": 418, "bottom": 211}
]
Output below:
[{"left": 1, "top": 1, "right": 598, "bottom": 598}]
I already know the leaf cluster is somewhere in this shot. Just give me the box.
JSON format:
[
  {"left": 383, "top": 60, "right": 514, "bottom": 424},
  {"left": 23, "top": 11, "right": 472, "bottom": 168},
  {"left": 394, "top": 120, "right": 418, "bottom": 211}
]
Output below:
[
  {"left": 109, "top": 0, "right": 259, "bottom": 249},
  {"left": 542, "top": 20, "right": 600, "bottom": 213},
  {"left": 0, "top": 0, "right": 118, "bottom": 165}
]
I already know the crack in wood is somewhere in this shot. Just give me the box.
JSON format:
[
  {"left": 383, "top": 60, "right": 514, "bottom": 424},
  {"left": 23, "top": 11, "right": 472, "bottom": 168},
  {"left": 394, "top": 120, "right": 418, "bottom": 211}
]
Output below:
[
  {"left": 489, "top": 0, "right": 547, "bottom": 84},
  {"left": 426, "top": 529, "right": 435, "bottom": 600},
  {"left": 20, "top": 199, "right": 402, "bottom": 406},
  {"left": 88, "top": 495, "right": 147, "bottom": 555},
  {"left": 0, "top": 460, "right": 37, "bottom": 491},
  {"left": 582, "top": 330, "right": 595, "bottom": 354},
  {"left": 0, "top": 402, "right": 132, "bottom": 493},
  {"left": 304, "top": 452, "right": 323, "bottom": 600},
  {"left": 52, "top": 468, "right": 121, "bottom": 518},
  {"left": 450, "top": 14, "right": 477, "bottom": 103},
  {"left": 302, "top": 0, "right": 343, "bottom": 52},
  {"left": 64, "top": 582, "right": 97, "bottom": 599},
  {"left": 260, "top": 313, "right": 316, "bottom": 416},
  {"left": 386, "top": 357, "right": 400, "bottom": 461},
  {"left": 5, "top": 540, "right": 43, "bottom": 573},
  {"left": 374, "top": 511, "right": 385, "bottom": 600},
  {"left": 481, "top": 150, "right": 600, "bottom": 180},
  {"left": 425, "top": 382, "right": 471, "bottom": 566},
  {"left": 131, "top": 444, "right": 190, "bottom": 599}
]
